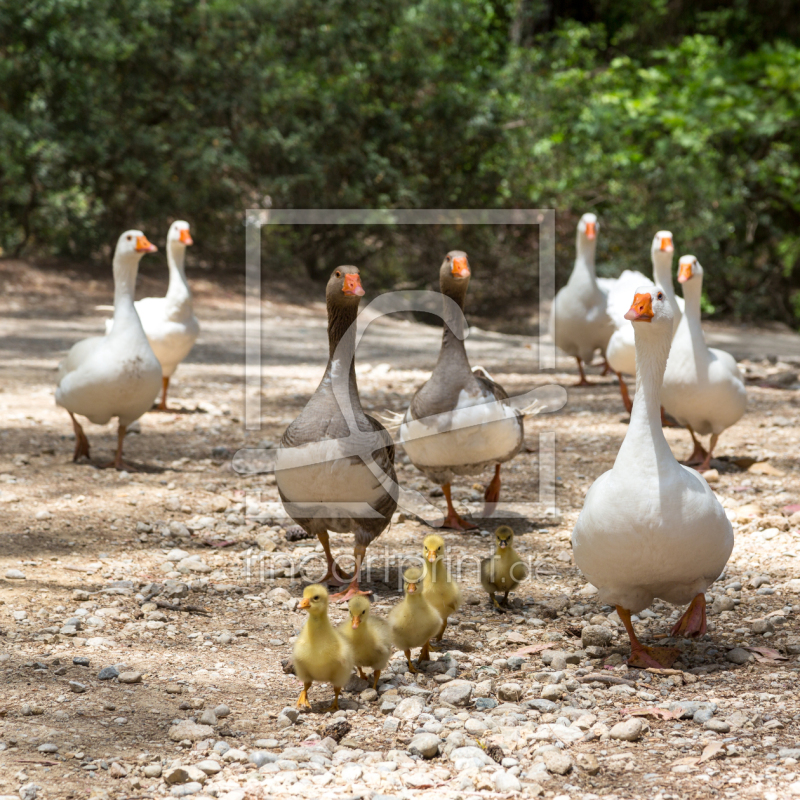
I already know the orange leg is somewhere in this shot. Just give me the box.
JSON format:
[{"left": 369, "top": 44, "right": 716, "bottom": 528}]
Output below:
[
  {"left": 617, "top": 373, "right": 633, "bottom": 414},
  {"left": 296, "top": 681, "right": 312, "bottom": 709},
  {"left": 616, "top": 605, "right": 680, "bottom": 669},
  {"left": 404, "top": 649, "right": 418, "bottom": 674},
  {"left": 483, "top": 463, "right": 501, "bottom": 516},
  {"left": 154, "top": 376, "right": 170, "bottom": 412},
  {"left": 671, "top": 594, "right": 707, "bottom": 638},
  {"left": 441, "top": 484, "right": 477, "bottom": 531},
  {"left": 372, "top": 670, "right": 381, "bottom": 690},
  {"left": 329, "top": 545, "right": 371, "bottom": 603},
  {"left": 420, "top": 641, "right": 431, "bottom": 662},
  {"left": 682, "top": 425, "right": 708, "bottom": 466},
  {"left": 317, "top": 531, "right": 350, "bottom": 587},
  {"left": 697, "top": 434, "right": 718, "bottom": 473},
  {"left": 68, "top": 412, "right": 91, "bottom": 462},
  {"left": 601, "top": 357, "right": 611, "bottom": 377},
  {"left": 575, "top": 357, "right": 591, "bottom": 387},
  {"left": 100, "top": 425, "right": 137, "bottom": 471},
  {"left": 323, "top": 687, "right": 341, "bottom": 713}
]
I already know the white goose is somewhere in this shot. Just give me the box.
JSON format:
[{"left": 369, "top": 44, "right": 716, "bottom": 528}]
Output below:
[
  {"left": 57, "top": 230, "right": 163, "bottom": 469},
  {"left": 106, "top": 220, "right": 199, "bottom": 410},
  {"left": 550, "top": 213, "right": 614, "bottom": 384},
  {"left": 605, "top": 231, "right": 683, "bottom": 411},
  {"left": 572, "top": 288, "right": 733, "bottom": 668},
  {"left": 661, "top": 256, "right": 746, "bottom": 470}
]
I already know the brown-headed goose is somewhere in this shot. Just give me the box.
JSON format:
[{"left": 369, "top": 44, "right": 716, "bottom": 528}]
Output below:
[
  {"left": 400, "top": 251, "right": 524, "bottom": 530},
  {"left": 275, "top": 267, "right": 398, "bottom": 602},
  {"left": 56, "top": 230, "right": 162, "bottom": 470}
]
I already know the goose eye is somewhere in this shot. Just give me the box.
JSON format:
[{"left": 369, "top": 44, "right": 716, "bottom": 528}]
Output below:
[
  {"left": 126, "top": 235, "right": 132, "bottom": 241},
  {"left": 313, "top": 596, "right": 319, "bottom": 601}
]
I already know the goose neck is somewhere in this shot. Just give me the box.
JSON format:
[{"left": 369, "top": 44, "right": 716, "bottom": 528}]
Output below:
[
  {"left": 112, "top": 253, "right": 143, "bottom": 325},
  {"left": 438, "top": 281, "right": 471, "bottom": 371},
  {"left": 324, "top": 299, "right": 361, "bottom": 404},
  {"left": 574, "top": 233, "right": 598, "bottom": 280},
  {"left": 166, "top": 242, "right": 191, "bottom": 308},
  {"left": 682, "top": 277, "right": 706, "bottom": 342}
]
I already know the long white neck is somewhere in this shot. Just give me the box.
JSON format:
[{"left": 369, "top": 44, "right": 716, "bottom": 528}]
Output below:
[
  {"left": 652, "top": 251, "right": 680, "bottom": 329},
  {"left": 112, "top": 252, "right": 145, "bottom": 332},
  {"left": 616, "top": 322, "right": 675, "bottom": 469},
  {"left": 165, "top": 241, "right": 192, "bottom": 311},
  {"left": 680, "top": 275, "right": 709, "bottom": 361},
  {"left": 570, "top": 232, "right": 598, "bottom": 287}
]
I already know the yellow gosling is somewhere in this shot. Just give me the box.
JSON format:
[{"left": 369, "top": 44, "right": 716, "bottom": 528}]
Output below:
[
  {"left": 339, "top": 595, "right": 392, "bottom": 690},
  {"left": 480, "top": 526, "right": 527, "bottom": 611},
  {"left": 422, "top": 534, "right": 462, "bottom": 644},
  {"left": 292, "top": 584, "right": 354, "bottom": 711},
  {"left": 388, "top": 567, "right": 442, "bottom": 673}
]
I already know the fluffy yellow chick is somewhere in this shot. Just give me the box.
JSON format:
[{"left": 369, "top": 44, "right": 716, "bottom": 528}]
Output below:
[
  {"left": 293, "top": 584, "right": 354, "bottom": 711},
  {"left": 338, "top": 595, "right": 392, "bottom": 689},
  {"left": 480, "top": 525, "right": 527, "bottom": 611},
  {"left": 388, "top": 567, "right": 442, "bottom": 673},
  {"left": 422, "top": 533, "right": 462, "bottom": 643}
]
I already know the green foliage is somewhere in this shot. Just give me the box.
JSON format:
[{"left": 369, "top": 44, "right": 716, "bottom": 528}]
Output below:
[{"left": 1, "top": 1, "right": 799, "bottom": 324}]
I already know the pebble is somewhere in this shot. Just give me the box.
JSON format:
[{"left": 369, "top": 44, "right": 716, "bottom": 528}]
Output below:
[
  {"left": 494, "top": 771, "right": 522, "bottom": 792},
  {"left": 5, "top": 569, "right": 25, "bottom": 580},
  {"left": 394, "top": 697, "right": 424, "bottom": 720},
  {"left": 109, "top": 762, "right": 127, "bottom": 778},
  {"left": 726, "top": 647, "right": 753, "bottom": 664},
  {"left": 72, "top": 657, "right": 90, "bottom": 667},
  {"left": 543, "top": 749, "right": 573, "bottom": 775},
  {"left": 37, "top": 743, "right": 58, "bottom": 753},
  {"left": 341, "top": 764, "right": 362, "bottom": 782},
  {"left": 69, "top": 681, "right": 87, "bottom": 693},
  {"left": 609, "top": 717, "right": 645, "bottom": 741},
  {"left": 118, "top": 671, "right": 142, "bottom": 684},
  {"left": 143, "top": 764, "right": 162, "bottom": 778},
  {"left": 752, "top": 619, "right": 774, "bottom": 634},
  {"left": 439, "top": 679, "right": 473, "bottom": 706},
  {"left": 168, "top": 721, "right": 214, "bottom": 742},
  {"left": 214, "top": 703, "right": 231, "bottom": 717},
  {"left": 171, "top": 783, "right": 204, "bottom": 797},
  {"left": 248, "top": 751, "right": 275, "bottom": 768},
  {"left": 498, "top": 681, "right": 523, "bottom": 701},
  {"left": 705, "top": 719, "right": 731, "bottom": 733},
  {"left": 409, "top": 733, "right": 441, "bottom": 759},
  {"left": 576, "top": 752, "right": 600, "bottom": 774},
  {"left": 198, "top": 709, "right": 217, "bottom": 726},
  {"left": 581, "top": 625, "right": 613, "bottom": 647},
  {"left": 98, "top": 666, "right": 119, "bottom": 680}
]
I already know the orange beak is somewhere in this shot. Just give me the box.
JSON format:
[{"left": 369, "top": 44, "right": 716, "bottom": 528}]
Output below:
[
  {"left": 678, "top": 260, "right": 694, "bottom": 283},
  {"left": 342, "top": 273, "right": 365, "bottom": 297},
  {"left": 298, "top": 597, "right": 310, "bottom": 610},
  {"left": 179, "top": 228, "right": 193, "bottom": 246},
  {"left": 407, "top": 582, "right": 417, "bottom": 594},
  {"left": 426, "top": 551, "right": 437, "bottom": 563},
  {"left": 451, "top": 256, "right": 470, "bottom": 278},
  {"left": 660, "top": 236, "right": 674, "bottom": 253},
  {"left": 585, "top": 221, "right": 596, "bottom": 240},
  {"left": 499, "top": 540, "right": 508, "bottom": 549},
  {"left": 624, "top": 292, "right": 655, "bottom": 322},
  {"left": 136, "top": 235, "right": 157, "bottom": 253},
  {"left": 351, "top": 615, "right": 360, "bottom": 629}
]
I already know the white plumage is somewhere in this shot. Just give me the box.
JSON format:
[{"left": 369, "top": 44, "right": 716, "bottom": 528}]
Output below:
[
  {"left": 661, "top": 256, "right": 746, "bottom": 470},
  {"left": 106, "top": 220, "right": 199, "bottom": 410},
  {"left": 550, "top": 213, "right": 614, "bottom": 382},
  {"left": 56, "top": 230, "right": 162, "bottom": 468},
  {"left": 572, "top": 287, "right": 732, "bottom": 665}
]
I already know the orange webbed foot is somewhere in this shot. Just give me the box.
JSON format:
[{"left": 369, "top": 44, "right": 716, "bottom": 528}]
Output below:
[{"left": 671, "top": 594, "right": 707, "bottom": 638}]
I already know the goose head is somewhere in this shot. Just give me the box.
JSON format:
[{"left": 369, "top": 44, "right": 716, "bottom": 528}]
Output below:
[
  {"left": 624, "top": 287, "right": 674, "bottom": 331},
  {"left": 495, "top": 524, "right": 515, "bottom": 550},
  {"left": 327, "top": 265, "right": 365, "bottom": 304},
  {"left": 577, "top": 212, "right": 599, "bottom": 254},
  {"left": 423, "top": 534, "right": 445, "bottom": 564},
  {"left": 116, "top": 229, "right": 157, "bottom": 260},
  {"left": 677, "top": 255, "right": 703, "bottom": 284},
  {"left": 298, "top": 583, "right": 330, "bottom": 617},
  {"left": 440, "top": 250, "right": 470, "bottom": 289},
  {"left": 168, "top": 220, "right": 193, "bottom": 249},
  {"left": 403, "top": 566, "right": 424, "bottom": 595},
  {"left": 347, "top": 595, "right": 371, "bottom": 629}
]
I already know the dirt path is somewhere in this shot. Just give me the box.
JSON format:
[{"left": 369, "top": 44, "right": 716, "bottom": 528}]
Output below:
[{"left": 1, "top": 259, "right": 800, "bottom": 800}]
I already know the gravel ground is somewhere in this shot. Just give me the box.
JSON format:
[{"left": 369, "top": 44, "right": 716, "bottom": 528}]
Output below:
[{"left": 1, "top": 259, "right": 800, "bottom": 800}]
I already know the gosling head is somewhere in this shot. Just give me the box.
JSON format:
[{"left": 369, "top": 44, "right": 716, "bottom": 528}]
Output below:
[
  {"left": 423, "top": 534, "right": 445, "bottom": 564},
  {"left": 297, "top": 584, "right": 329, "bottom": 616},
  {"left": 495, "top": 525, "right": 515, "bottom": 550},
  {"left": 347, "top": 595, "right": 371, "bottom": 629},
  {"left": 403, "top": 567, "right": 424, "bottom": 595}
]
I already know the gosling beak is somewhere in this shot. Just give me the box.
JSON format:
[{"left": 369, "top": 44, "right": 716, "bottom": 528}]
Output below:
[
  {"left": 407, "top": 582, "right": 417, "bottom": 594},
  {"left": 351, "top": 615, "right": 360, "bottom": 629},
  {"left": 451, "top": 256, "right": 470, "bottom": 278},
  {"left": 585, "top": 221, "right": 596, "bottom": 240},
  {"left": 136, "top": 235, "right": 157, "bottom": 253},
  {"left": 678, "top": 260, "right": 694, "bottom": 283},
  {"left": 624, "top": 292, "right": 655, "bottom": 322},
  {"left": 499, "top": 540, "right": 508, "bottom": 549},
  {"left": 426, "top": 551, "right": 437, "bottom": 563},
  {"left": 343, "top": 273, "right": 365, "bottom": 297},
  {"left": 660, "top": 236, "right": 674, "bottom": 253},
  {"left": 179, "top": 228, "right": 193, "bottom": 246},
  {"left": 298, "top": 598, "right": 311, "bottom": 610}
]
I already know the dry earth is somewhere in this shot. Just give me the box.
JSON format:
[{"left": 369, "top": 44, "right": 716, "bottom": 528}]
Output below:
[{"left": 1, "top": 259, "right": 800, "bottom": 800}]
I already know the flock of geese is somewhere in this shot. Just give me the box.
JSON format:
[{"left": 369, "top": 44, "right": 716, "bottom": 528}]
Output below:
[{"left": 53, "top": 213, "right": 746, "bottom": 707}]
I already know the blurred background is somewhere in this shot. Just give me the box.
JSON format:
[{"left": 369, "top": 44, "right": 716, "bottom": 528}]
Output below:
[{"left": 2, "top": 0, "right": 799, "bottom": 327}]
